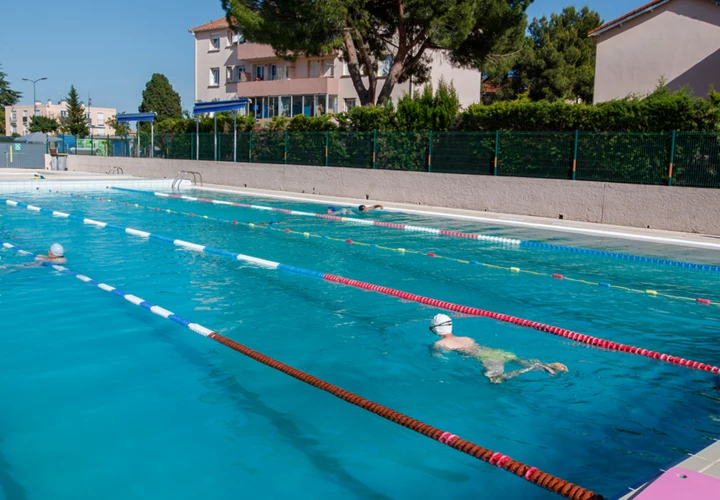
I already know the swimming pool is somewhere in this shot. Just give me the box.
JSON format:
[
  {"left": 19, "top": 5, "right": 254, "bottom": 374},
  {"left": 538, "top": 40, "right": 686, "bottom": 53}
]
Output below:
[{"left": 1, "top": 186, "right": 719, "bottom": 499}]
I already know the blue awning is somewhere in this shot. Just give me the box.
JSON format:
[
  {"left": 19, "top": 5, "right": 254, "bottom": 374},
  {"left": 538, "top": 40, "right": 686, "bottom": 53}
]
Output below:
[
  {"left": 116, "top": 112, "right": 156, "bottom": 122},
  {"left": 193, "top": 99, "right": 249, "bottom": 115}
]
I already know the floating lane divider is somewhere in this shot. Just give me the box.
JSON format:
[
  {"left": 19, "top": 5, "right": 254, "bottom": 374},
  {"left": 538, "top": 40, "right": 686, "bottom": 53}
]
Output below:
[
  {"left": 110, "top": 187, "right": 720, "bottom": 273},
  {"left": 3, "top": 197, "right": 719, "bottom": 374},
  {"left": 0, "top": 240, "right": 604, "bottom": 500},
  {"left": 72, "top": 193, "right": 717, "bottom": 308}
]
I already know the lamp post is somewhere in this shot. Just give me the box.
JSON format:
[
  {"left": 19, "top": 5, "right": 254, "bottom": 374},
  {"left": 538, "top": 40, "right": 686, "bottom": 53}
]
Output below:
[{"left": 22, "top": 77, "right": 48, "bottom": 116}]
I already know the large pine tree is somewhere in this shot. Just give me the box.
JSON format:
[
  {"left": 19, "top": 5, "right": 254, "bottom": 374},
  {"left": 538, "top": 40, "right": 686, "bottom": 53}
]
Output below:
[
  {"left": 0, "top": 66, "right": 22, "bottom": 135},
  {"left": 61, "top": 85, "right": 89, "bottom": 136}
]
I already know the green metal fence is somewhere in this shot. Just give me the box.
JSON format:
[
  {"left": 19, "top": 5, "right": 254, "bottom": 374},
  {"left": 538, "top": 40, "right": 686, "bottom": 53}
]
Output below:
[{"left": 78, "top": 130, "right": 720, "bottom": 188}]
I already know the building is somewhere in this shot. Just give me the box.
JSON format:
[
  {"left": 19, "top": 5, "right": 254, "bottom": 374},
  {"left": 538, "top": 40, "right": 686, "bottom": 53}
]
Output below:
[
  {"left": 4, "top": 100, "right": 117, "bottom": 136},
  {"left": 590, "top": 0, "right": 720, "bottom": 103},
  {"left": 189, "top": 18, "right": 482, "bottom": 117}
]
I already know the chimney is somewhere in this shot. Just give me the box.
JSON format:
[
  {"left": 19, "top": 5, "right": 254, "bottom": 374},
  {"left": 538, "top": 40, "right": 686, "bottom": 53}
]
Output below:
[{"left": 47, "top": 99, "right": 52, "bottom": 106}]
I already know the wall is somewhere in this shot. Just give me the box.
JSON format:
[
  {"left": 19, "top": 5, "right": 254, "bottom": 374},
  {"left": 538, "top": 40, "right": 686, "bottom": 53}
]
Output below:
[
  {"left": 69, "top": 156, "right": 720, "bottom": 235},
  {"left": 195, "top": 29, "right": 240, "bottom": 102},
  {"left": 593, "top": 0, "right": 720, "bottom": 102}
]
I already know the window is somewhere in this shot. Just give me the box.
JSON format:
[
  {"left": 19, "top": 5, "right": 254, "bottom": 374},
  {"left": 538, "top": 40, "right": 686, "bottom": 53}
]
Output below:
[
  {"left": 280, "top": 96, "right": 291, "bottom": 116},
  {"left": 344, "top": 98, "right": 356, "bottom": 111},
  {"left": 97, "top": 112, "right": 104, "bottom": 126},
  {"left": 231, "top": 32, "right": 245, "bottom": 45},
  {"left": 342, "top": 62, "right": 349, "bottom": 76},
  {"left": 328, "top": 95, "right": 338, "bottom": 114},
  {"left": 86, "top": 112, "right": 92, "bottom": 124},
  {"left": 378, "top": 56, "right": 392, "bottom": 77},
  {"left": 34, "top": 108, "right": 40, "bottom": 116},
  {"left": 23, "top": 126, "right": 28, "bottom": 134},
  {"left": 269, "top": 64, "right": 277, "bottom": 81},
  {"left": 309, "top": 60, "right": 321, "bottom": 78},
  {"left": 210, "top": 34, "right": 220, "bottom": 50},
  {"left": 97, "top": 129, "right": 105, "bottom": 136},
  {"left": 209, "top": 68, "right": 220, "bottom": 86},
  {"left": 11, "top": 125, "right": 16, "bottom": 134},
  {"left": 226, "top": 66, "right": 234, "bottom": 82},
  {"left": 234, "top": 66, "right": 245, "bottom": 82},
  {"left": 279, "top": 65, "right": 290, "bottom": 80},
  {"left": 60, "top": 110, "right": 68, "bottom": 118},
  {"left": 254, "top": 65, "right": 264, "bottom": 81},
  {"left": 292, "top": 95, "right": 302, "bottom": 117},
  {"left": 11, "top": 110, "right": 16, "bottom": 121},
  {"left": 323, "top": 60, "right": 334, "bottom": 77}
]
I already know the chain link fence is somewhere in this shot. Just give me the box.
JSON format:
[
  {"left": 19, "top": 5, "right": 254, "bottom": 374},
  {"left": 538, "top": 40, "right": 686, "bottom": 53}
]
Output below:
[{"left": 69, "top": 130, "right": 720, "bottom": 188}]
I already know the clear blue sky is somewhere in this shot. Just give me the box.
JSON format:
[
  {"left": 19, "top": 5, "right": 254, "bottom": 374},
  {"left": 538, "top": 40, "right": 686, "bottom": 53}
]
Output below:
[{"left": 0, "top": 0, "right": 632, "bottom": 114}]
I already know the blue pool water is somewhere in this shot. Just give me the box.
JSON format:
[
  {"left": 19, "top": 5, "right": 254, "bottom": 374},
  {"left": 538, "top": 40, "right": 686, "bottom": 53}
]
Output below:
[{"left": 1, "top": 188, "right": 719, "bottom": 500}]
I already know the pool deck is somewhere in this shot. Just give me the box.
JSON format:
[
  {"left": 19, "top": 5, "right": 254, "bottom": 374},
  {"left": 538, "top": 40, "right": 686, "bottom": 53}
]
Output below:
[{"left": 617, "top": 439, "right": 720, "bottom": 499}]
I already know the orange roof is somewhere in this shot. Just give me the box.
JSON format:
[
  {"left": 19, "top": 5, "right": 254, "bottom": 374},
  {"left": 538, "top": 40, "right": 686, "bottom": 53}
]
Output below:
[
  {"left": 189, "top": 17, "right": 230, "bottom": 33},
  {"left": 589, "top": 0, "right": 671, "bottom": 36}
]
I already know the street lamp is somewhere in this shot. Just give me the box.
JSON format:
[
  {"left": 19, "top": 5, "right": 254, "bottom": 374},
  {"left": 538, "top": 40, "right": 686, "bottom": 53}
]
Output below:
[{"left": 22, "top": 77, "right": 48, "bottom": 115}]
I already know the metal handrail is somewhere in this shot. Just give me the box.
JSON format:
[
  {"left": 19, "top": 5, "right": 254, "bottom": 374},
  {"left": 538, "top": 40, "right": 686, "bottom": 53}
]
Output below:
[
  {"left": 106, "top": 166, "right": 124, "bottom": 175},
  {"left": 172, "top": 170, "right": 203, "bottom": 190}
]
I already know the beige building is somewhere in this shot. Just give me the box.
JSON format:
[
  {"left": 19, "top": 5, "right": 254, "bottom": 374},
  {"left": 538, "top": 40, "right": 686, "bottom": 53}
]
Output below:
[
  {"left": 189, "top": 18, "right": 482, "bottom": 117},
  {"left": 4, "top": 100, "right": 117, "bottom": 136},
  {"left": 590, "top": 0, "right": 720, "bottom": 103}
]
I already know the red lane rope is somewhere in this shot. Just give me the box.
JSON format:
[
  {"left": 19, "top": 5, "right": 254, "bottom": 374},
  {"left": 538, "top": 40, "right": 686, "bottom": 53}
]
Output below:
[{"left": 322, "top": 274, "right": 720, "bottom": 374}]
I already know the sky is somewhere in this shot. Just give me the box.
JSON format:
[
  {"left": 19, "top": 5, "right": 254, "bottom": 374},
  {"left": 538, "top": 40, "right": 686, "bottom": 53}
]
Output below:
[{"left": 0, "top": 0, "right": 633, "bottom": 114}]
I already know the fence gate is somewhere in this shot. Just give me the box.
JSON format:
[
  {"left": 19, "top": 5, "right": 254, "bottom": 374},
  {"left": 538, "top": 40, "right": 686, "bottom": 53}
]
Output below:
[{"left": 0, "top": 143, "right": 47, "bottom": 168}]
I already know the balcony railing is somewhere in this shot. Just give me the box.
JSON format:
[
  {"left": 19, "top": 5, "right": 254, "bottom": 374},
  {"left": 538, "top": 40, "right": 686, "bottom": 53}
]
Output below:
[{"left": 236, "top": 77, "right": 338, "bottom": 97}]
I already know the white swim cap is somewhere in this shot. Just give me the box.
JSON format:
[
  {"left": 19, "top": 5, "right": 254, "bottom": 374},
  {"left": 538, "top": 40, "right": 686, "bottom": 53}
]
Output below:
[
  {"left": 430, "top": 314, "right": 452, "bottom": 335},
  {"left": 50, "top": 243, "right": 64, "bottom": 257}
]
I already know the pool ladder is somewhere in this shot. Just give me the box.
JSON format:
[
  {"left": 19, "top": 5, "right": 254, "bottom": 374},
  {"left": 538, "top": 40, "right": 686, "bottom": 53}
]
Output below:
[
  {"left": 106, "top": 166, "right": 124, "bottom": 175},
  {"left": 172, "top": 171, "right": 203, "bottom": 190}
]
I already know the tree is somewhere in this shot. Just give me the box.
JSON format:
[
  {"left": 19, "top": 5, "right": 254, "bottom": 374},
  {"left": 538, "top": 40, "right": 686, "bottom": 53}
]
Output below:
[
  {"left": 0, "top": 66, "right": 22, "bottom": 135},
  {"left": 107, "top": 115, "right": 131, "bottom": 136},
  {"left": 139, "top": 74, "right": 182, "bottom": 122},
  {"left": 60, "top": 85, "right": 89, "bottom": 136},
  {"left": 511, "top": 6, "right": 602, "bottom": 102},
  {"left": 29, "top": 115, "right": 59, "bottom": 133},
  {"left": 222, "top": 0, "right": 530, "bottom": 106}
]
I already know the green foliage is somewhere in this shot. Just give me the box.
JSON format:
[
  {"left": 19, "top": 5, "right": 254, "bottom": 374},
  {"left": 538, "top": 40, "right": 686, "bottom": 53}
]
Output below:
[
  {"left": 29, "top": 115, "right": 59, "bottom": 133},
  {"left": 337, "top": 102, "right": 396, "bottom": 131},
  {"left": 0, "top": 66, "right": 22, "bottom": 135},
  {"left": 396, "top": 79, "right": 460, "bottom": 131},
  {"left": 107, "top": 116, "right": 132, "bottom": 136},
  {"left": 459, "top": 86, "right": 720, "bottom": 132},
  {"left": 222, "top": 0, "right": 529, "bottom": 104},
  {"left": 139, "top": 74, "right": 182, "bottom": 122},
  {"left": 60, "top": 85, "right": 89, "bottom": 136}
]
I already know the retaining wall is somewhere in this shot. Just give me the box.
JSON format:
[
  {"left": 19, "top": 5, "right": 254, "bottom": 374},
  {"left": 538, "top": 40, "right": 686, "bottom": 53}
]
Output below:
[{"left": 69, "top": 156, "right": 720, "bottom": 236}]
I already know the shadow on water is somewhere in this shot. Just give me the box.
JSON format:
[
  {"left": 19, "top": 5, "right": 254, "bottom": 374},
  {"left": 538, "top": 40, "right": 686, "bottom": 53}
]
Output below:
[
  {"left": 0, "top": 437, "right": 27, "bottom": 500},
  {"left": 143, "top": 317, "right": 392, "bottom": 500}
]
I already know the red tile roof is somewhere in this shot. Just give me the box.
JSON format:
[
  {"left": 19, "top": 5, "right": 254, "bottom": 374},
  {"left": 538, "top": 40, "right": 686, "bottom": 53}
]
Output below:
[
  {"left": 189, "top": 17, "right": 230, "bottom": 33},
  {"left": 589, "top": 0, "right": 670, "bottom": 36}
]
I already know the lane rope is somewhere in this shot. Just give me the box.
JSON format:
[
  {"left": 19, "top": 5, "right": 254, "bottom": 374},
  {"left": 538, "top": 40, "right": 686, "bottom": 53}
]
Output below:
[
  {"left": 110, "top": 187, "right": 720, "bottom": 273},
  {"left": 0, "top": 239, "right": 605, "bottom": 500},
  {"left": 3, "top": 196, "right": 719, "bottom": 374},
  {"left": 72, "top": 192, "right": 718, "bottom": 307}
]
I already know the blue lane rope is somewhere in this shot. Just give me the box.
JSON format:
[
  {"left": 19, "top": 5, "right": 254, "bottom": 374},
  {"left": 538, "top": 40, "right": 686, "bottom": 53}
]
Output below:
[{"left": 108, "top": 187, "right": 720, "bottom": 273}]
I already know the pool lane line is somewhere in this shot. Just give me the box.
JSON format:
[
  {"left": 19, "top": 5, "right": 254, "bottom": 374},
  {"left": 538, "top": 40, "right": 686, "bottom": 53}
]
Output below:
[
  {"left": 0, "top": 240, "right": 605, "bottom": 500},
  {"left": 4, "top": 197, "right": 719, "bottom": 375},
  {"left": 110, "top": 187, "right": 720, "bottom": 273},
  {"left": 73, "top": 193, "right": 718, "bottom": 308}
]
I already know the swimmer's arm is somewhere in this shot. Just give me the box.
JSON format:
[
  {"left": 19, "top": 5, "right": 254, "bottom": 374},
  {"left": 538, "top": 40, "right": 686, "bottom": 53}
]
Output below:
[
  {"left": 365, "top": 205, "right": 384, "bottom": 212},
  {"left": 487, "top": 365, "right": 540, "bottom": 384}
]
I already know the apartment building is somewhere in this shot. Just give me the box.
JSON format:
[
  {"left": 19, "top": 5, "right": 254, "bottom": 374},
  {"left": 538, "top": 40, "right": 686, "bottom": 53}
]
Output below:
[
  {"left": 189, "top": 17, "right": 482, "bottom": 118},
  {"left": 4, "top": 100, "right": 117, "bottom": 136}
]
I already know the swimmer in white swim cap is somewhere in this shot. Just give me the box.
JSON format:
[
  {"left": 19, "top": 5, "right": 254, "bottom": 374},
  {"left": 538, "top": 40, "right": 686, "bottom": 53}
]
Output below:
[
  {"left": 35, "top": 243, "right": 67, "bottom": 264},
  {"left": 429, "top": 314, "right": 568, "bottom": 384}
]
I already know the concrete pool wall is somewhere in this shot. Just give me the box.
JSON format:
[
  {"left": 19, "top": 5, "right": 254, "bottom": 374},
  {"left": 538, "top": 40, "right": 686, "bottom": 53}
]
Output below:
[{"left": 66, "top": 155, "right": 720, "bottom": 236}]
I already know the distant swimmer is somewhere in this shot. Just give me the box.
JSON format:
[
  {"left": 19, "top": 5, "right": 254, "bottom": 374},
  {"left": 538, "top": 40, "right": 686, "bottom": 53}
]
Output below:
[
  {"left": 256, "top": 218, "right": 286, "bottom": 228},
  {"left": 429, "top": 314, "right": 568, "bottom": 384},
  {"left": 327, "top": 204, "right": 384, "bottom": 215},
  {"left": 35, "top": 243, "right": 67, "bottom": 265}
]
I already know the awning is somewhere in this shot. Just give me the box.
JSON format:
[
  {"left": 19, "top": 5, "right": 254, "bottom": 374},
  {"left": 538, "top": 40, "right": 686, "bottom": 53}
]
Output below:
[
  {"left": 193, "top": 99, "right": 249, "bottom": 115},
  {"left": 116, "top": 112, "right": 156, "bottom": 122}
]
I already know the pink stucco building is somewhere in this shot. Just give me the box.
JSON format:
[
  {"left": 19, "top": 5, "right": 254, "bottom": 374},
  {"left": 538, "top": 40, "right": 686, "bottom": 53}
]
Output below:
[
  {"left": 590, "top": 0, "right": 720, "bottom": 103},
  {"left": 4, "top": 100, "right": 117, "bottom": 136},
  {"left": 189, "top": 18, "right": 482, "bottom": 117}
]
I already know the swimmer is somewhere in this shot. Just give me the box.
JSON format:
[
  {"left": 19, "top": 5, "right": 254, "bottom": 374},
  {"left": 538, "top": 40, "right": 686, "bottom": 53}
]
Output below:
[
  {"left": 429, "top": 314, "right": 568, "bottom": 384},
  {"left": 256, "top": 218, "right": 286, "bottom": 228},
  {"left": 327, "top": 206, "right": 353, "bottom": 215},
  {"left": 34, "top": 243, "right": 67, "bottom": 265},
  {"left": 358, "top": 204, "right": 383, "bottom": 213}
]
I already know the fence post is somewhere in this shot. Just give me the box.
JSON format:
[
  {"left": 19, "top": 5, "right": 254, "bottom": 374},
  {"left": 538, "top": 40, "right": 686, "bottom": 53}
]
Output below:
[
  {"left": 165, "top": 133, "right": 169, "bottom": 159},
  {"left": 668, "top": 130, "right": 676, "bottom": 186},
  {"left": 249, "top": 131, "right": 253, "bottom": 163},
  {"left": 325, "top": 130, "right": 329, "bottom": 166},
  {"left": 284, "top": 131, "right": 288, "bottom": 164},
  {"left": 427, "top": 130, "right": 433, "bottom": 172},
  {"left": 572, "top": 129, "right": 579, "bottom": 180},
  {"left": 90, "top": 135, "right": 94, "bottom": 156},
  {"left": 372, "top": 130, "right": 377, "bottom": 169},
  {"left": 75, "top": 135, "right": 78, "bottom": 155},
  {"left": 493, "top": 130, "right": 499, "bottom": 175}
]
